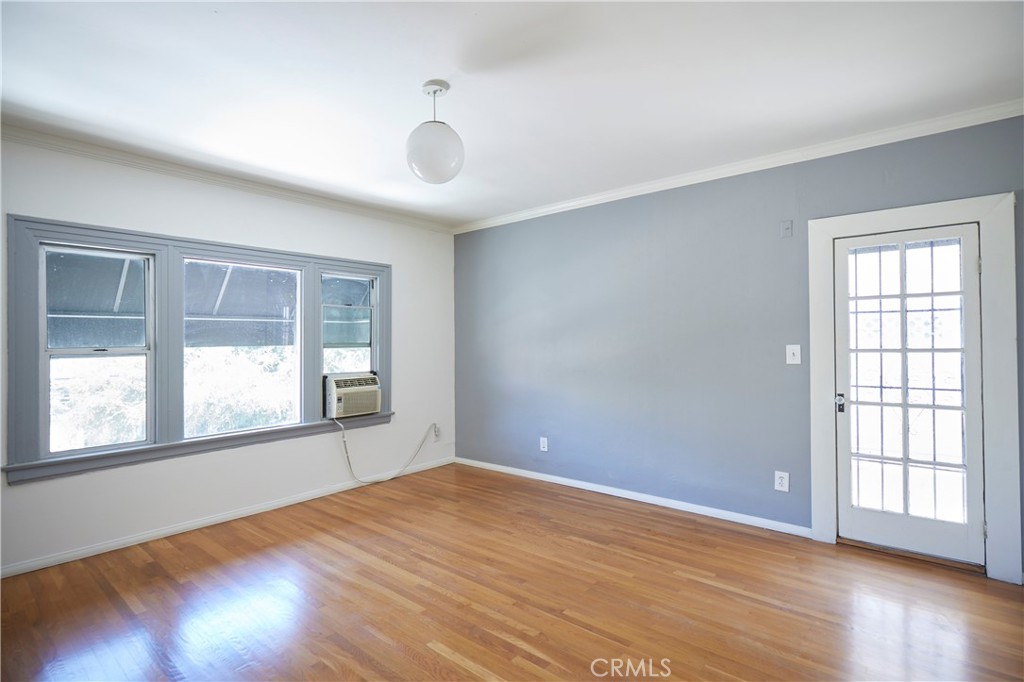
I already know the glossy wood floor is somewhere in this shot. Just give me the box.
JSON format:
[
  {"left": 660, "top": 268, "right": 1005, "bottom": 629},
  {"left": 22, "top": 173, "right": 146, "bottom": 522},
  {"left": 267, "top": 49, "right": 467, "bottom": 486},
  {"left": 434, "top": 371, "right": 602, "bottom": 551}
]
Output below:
[{"left": 3, "top": 464, "right": 1022, "bottom": 681}]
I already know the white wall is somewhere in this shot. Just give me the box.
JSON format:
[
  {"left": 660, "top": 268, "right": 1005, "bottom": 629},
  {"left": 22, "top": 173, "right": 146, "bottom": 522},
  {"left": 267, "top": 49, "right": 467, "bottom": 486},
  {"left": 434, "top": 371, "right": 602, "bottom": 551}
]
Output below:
[{"left": 0, "top": 135, "right": 456, "bottom": 574}]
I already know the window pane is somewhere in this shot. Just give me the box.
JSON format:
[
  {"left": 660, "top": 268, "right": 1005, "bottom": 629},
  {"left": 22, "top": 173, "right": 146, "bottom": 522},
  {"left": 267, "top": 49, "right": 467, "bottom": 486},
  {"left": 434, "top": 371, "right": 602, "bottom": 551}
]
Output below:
[
  {"left": 854, "top": 247, "right": 880, "bottom": 297},
  {"left": 50, "top": 355, "right": 147, "bottom": 453},
  {"left": 908, "top": 408, "right": 935, "bottom": 462},
  {"left": 323, "top": 348, "right": 372, "bottom": 374},
  {"left": 854, "top": 405, "right": 881, "bottom": 456},
  {"left": 184, "top": 346, "right": 300, "bottom": 437},
  {"left": 935, "top": 469, "right": 966, "bottom": 523},
  {"left": 855, "top": 458, "right": 882, "bottom": 511},
  {"left": 905, "top": 242, "right": 932, "bottom": 295},
  {"left": 881, "top": 406, "right": 903, "bottom": 459},
  {"left": 322, "top": 274, "right": 373, "bottom": 374},
  {"left": 882, "top": 462, "right": 904, "bottom": 513},
  {"left": 934, "top": 410, "right": 964, "bottom": 465},
  {"left": 184, "top": 260, "right": 297, "bottom": 346},
  {"left": 323, "top": 306, "right": 371, "bottom": 347},
  {"left": 931, "top": 239, "right": 962, "bottom": 293},
  {"left": 184, "top": 260, "right": 300, "bottom": 438},
  {"left": 908, "top": 465, "right": 936, "bottom": 519},
  {"left": 879, "top": 247, "right": 900, "bottom": 296},
  {"left": 322, "top": 274, "right": 371, "bottom": 306},
  {"left": 46, "top": 249, "right": 147, "bottom": 348}
]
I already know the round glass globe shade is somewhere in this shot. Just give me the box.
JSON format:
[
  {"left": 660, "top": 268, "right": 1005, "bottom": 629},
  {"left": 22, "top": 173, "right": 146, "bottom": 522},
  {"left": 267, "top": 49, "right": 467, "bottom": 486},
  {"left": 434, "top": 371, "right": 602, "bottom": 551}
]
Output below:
[{"left": 407, "top": 121, "right": 464, "bottom": 184}]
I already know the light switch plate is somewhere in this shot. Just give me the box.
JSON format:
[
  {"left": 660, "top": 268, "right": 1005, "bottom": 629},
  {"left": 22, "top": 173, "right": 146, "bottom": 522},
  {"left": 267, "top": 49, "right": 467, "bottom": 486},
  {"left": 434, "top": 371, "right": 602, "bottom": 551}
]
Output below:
[{"left": 786, "top": 344, "right": 801, "bottom": 365}]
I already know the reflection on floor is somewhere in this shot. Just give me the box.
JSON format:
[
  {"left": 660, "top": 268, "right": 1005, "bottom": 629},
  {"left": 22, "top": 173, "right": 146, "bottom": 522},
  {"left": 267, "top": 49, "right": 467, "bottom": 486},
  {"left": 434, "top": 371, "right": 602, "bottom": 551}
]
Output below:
[{"left": 2, "top": 464, "right": 1022, "bottom": 680}]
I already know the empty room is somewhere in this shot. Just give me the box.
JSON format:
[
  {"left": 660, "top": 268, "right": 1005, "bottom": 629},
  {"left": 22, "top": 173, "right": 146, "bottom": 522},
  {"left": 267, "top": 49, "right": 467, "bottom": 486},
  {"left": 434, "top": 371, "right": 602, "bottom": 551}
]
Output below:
[{"left": 1, "top": 2, "right": 1022, "bottom": 680}]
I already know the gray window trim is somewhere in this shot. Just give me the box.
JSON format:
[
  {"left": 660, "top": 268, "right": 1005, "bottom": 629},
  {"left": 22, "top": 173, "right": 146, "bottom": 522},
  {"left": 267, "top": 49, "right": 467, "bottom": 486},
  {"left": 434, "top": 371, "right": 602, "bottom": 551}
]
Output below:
[
  {"left": 5, "top": 214, "right": 393, "bottom": 484},
  {"left": 3, "top": 413, "right": 395, "bottom": 484}
]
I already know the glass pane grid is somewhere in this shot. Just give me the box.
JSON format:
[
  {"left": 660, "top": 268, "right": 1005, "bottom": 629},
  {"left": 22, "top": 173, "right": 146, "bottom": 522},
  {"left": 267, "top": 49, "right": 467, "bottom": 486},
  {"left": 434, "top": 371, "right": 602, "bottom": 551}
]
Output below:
[{"left": 846, "top": 238, "right": 967, "bottom": 523}]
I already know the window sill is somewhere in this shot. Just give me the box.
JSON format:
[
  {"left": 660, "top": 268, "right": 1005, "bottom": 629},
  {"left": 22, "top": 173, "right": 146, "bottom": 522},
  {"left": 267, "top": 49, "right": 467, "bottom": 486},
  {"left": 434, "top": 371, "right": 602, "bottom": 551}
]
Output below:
[{"left": 3, "top": 412, "right": 394, "bottom": 485}]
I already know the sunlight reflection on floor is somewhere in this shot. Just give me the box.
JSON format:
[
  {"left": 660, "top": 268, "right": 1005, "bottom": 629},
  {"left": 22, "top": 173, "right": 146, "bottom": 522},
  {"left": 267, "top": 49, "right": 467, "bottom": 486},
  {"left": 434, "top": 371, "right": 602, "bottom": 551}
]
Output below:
[{"left": 846, "top": 583, "right": 968, "bottom": 680}]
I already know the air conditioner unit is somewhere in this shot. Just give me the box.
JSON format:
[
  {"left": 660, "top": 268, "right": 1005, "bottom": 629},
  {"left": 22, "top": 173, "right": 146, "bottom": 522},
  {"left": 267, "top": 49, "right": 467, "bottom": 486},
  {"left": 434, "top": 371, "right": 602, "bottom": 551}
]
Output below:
[{"left": 324, "top": 373, "right": 381, "bottom": 418}]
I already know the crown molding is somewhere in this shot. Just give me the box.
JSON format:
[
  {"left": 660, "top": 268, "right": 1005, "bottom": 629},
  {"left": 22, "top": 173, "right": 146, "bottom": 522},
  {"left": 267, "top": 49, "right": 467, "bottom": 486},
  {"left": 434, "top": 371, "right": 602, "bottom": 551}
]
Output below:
[
  {"left": 0, "top": 124, "right": 454, "bottom": 235},
  {"left": 5, "top": 98, "right": 1020, "bottom": 237},
  {"left": 453, "top": 99, "right": 1024, "bottom": 234}
]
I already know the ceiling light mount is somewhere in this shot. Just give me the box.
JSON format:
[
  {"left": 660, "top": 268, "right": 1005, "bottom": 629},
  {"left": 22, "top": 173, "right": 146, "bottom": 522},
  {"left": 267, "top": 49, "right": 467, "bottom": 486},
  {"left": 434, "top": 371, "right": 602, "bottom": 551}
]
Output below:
[
  {"left": 407, "top": 79, "right": 464, "bottom": 184},
  {"left": 421, "top": 79, "right": 449, "bottom": 98}
]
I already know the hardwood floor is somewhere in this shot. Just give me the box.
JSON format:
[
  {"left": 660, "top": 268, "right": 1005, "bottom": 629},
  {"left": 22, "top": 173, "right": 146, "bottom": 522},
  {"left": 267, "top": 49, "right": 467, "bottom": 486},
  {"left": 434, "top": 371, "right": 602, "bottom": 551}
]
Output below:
[{"left": 2, "top": 463, "right": 1022, "bottom": 681}]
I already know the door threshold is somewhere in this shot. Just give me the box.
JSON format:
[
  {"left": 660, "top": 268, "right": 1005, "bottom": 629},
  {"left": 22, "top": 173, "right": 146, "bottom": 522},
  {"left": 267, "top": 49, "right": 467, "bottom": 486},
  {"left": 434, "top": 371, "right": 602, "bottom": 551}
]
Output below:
[{"left": 837, "top": 537, "right": 985, "bottom": 575}]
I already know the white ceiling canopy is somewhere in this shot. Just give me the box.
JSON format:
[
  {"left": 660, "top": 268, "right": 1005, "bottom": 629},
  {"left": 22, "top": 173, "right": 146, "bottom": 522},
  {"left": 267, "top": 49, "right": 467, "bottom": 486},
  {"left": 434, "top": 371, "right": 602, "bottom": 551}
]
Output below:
[{"left": 2, "top": 2, "right": 1021, "bottom": 231}]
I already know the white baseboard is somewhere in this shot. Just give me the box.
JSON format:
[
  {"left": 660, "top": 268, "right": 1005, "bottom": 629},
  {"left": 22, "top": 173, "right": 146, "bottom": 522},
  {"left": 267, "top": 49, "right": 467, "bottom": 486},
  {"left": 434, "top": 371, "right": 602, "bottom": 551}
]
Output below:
[
  {"left": 454, "top": 457, "right": 814, "bottom": 539},
  {"left": 1, "top": 456, "right": 454, "bottom": 578}
]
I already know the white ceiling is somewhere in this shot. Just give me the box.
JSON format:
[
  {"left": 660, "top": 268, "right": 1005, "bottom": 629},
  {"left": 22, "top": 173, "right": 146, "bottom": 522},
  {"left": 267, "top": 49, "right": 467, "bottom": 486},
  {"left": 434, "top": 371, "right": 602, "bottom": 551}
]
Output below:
[{"left": 2, "top": 2, "right": 1022, "bottom": 231}]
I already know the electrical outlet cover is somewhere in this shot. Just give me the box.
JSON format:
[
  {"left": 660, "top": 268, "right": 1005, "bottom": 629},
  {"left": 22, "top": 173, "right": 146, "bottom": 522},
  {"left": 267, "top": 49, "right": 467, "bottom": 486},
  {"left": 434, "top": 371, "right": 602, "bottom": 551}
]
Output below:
[
  {"left": 786, "top": 344, "right": 801, "bottom": 365},
  {"left": 774, "top": 471, "right": 790, "bottom": 492}
]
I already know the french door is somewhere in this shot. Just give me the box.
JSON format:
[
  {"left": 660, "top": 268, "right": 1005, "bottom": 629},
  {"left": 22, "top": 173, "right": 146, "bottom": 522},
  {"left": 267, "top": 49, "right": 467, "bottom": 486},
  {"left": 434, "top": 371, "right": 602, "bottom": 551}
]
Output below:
[{"left": 834, "top": 223, "right": 984, "bottom": 564}]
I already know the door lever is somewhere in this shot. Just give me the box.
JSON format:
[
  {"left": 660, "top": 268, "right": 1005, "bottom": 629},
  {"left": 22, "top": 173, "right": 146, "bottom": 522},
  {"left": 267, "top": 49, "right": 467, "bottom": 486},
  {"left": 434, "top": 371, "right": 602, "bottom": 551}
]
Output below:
[{"left": 835, "top": 393, "right": 846, "bottom": 413}]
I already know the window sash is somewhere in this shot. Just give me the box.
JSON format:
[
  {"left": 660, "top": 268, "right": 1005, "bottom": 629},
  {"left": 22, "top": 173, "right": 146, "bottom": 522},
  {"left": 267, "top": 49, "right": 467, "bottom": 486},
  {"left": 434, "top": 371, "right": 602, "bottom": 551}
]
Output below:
[
  {"left": 42, "top": 244, "right": 154, "bottom": 350},
  {"left": 322, "top": 304, "right": 373, "bottom": 348},
  {"left": 184, "top": 257, "right": 302, "bottom": 348},
  {"left": 41, "top": 246, "right": 157, "bottom": 457},
  {"left": 45, "top": 353, "right": 154, "bottom": 456}
]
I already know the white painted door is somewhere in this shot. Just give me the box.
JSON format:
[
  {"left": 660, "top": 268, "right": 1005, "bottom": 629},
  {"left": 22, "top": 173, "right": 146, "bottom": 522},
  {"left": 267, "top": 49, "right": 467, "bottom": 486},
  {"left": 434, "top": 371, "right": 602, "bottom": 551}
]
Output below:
[{"left": 834, "top": 223, "right": 984, "bottom": 564}]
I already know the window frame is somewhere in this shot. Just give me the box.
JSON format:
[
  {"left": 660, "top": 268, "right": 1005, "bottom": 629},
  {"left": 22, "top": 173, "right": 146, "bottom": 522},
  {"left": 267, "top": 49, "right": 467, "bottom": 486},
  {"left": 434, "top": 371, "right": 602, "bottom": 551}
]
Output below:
[
  {"left": 5, "top": 215, "right": 393, "bottom": 484},
  {"left": 42, "top": 244, "right": 157, "bottom": 455}
]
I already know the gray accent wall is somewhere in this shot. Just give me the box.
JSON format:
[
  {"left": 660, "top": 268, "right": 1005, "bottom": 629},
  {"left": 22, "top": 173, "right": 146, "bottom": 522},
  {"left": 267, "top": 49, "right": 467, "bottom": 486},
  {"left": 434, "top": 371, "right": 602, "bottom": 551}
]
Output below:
[{"left": 455, "top": 117, "right": 1023, "bottom": 535}]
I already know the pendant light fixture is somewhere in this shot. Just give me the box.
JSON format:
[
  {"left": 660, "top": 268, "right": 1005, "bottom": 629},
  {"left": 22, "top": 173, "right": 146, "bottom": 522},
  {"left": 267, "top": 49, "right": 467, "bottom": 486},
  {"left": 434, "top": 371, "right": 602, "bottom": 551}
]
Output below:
[{"left": 407, "top": 79, "right": 464, "bottom": 184}]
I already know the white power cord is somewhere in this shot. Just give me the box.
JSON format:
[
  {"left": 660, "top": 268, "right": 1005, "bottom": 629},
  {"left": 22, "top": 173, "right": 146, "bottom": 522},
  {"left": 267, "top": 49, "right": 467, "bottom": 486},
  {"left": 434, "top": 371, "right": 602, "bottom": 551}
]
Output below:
[{"left": 333, "top": 420, "right": 437, "bottom": 485}]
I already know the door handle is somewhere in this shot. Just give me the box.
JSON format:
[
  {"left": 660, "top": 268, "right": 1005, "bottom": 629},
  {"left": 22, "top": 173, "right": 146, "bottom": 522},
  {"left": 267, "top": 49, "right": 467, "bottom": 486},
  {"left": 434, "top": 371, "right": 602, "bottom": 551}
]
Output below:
[{"left": 835, "top": 393, "right": 846, "bottom": 413}]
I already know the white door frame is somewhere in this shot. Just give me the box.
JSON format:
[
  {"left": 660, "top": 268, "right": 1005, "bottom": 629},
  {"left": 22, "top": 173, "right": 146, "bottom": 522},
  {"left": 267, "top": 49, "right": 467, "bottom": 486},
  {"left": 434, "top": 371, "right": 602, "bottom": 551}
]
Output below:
[{"left": 808, "top": 193, "right": 1021, "bottom": 584}]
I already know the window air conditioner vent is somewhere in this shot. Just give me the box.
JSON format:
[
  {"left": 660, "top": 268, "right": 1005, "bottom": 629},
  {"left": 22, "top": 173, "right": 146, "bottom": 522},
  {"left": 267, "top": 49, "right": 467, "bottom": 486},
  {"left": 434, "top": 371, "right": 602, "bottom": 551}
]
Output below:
[
  {"left": 324, "top": 373, "right": 381, "bottom": 418},
  {"left": 334, "top": 375, "right": 380, "bottom": 390}
]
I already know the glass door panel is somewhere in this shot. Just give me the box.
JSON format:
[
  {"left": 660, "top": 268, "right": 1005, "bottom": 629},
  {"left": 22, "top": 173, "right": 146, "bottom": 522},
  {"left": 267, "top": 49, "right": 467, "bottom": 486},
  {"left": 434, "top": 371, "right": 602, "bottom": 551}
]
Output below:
[{"left": 835, "top": 225, "right": 983, "bottom": 564}]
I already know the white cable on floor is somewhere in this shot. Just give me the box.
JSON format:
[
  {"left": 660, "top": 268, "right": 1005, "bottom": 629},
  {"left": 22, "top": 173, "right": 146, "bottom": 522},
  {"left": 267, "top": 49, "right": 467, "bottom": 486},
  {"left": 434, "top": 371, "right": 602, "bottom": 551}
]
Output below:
[{"left": 333, "top": 420, "right": 436, "bottom": 485}]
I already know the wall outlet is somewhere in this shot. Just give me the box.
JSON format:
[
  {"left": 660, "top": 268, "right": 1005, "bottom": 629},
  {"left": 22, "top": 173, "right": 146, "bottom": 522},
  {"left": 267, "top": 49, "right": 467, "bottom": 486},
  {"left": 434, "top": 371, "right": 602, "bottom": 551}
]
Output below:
[
  {"left": 774, "top": 471, "right": 790, "bottom": 492},
  {"left": 539, "top": 436, "right": 549, "bottom": 452},
  {"left": 785, "top": 344, "right": 801, "bottom": 365},
  {"left": 432, "top": 424, "right": 441, "bottom": 441}
]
